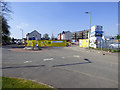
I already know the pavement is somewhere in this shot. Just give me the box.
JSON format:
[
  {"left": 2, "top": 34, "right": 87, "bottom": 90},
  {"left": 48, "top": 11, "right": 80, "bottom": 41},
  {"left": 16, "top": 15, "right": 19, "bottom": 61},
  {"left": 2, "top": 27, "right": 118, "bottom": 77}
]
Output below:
[{"left": 1, "top": 45, "right": 118, "bottom": 88}]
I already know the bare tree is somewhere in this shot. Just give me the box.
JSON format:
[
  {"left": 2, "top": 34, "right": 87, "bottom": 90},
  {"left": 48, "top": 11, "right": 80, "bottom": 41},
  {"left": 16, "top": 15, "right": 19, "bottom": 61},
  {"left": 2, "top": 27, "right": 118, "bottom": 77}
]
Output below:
[{"left": 42, "top": 33, "right": 50, "bottom": 40}]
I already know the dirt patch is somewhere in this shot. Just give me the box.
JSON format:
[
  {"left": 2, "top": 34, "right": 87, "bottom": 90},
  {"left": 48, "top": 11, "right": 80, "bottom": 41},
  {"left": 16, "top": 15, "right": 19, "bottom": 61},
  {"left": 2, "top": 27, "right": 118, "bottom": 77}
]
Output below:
[{"left": 9, "top": 49, "right": 48, "bottom": 52}]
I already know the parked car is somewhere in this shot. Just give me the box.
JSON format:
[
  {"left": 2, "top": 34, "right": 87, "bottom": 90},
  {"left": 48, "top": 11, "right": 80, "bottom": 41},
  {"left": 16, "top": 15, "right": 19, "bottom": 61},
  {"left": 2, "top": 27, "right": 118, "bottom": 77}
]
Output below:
[
  {"left": 6, "top": 42, "right": 11, "bottom": 45},
  {"left": 12, "top": 42, "right": 16, "bottom": 44},
  {"left": 2, "top": 42, "right": 7, "bottom": 45},
  {"left": 17, "top": 42, "right": 22, "bottom": 45},
  {"left": 109, "top": 42, "right": 120, "bottom": 49}
]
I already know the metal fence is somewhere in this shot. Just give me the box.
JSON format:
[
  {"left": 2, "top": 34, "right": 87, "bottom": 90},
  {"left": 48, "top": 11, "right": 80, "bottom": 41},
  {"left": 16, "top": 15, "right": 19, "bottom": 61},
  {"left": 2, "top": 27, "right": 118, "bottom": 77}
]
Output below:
[{"left": 97, "top": 39, "right": 119, "bottom": 49}]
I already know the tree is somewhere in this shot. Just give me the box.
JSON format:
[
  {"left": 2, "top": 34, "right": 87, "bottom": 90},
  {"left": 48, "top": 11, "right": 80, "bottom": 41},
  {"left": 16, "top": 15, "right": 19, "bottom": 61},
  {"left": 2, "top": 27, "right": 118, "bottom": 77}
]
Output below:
[
  {"left": 116, "top": 35, "right": 120, "bottom": 40},
  {"left": 11, "top": 37, "right": 15, "bottom": 42},
  {"left": 42, "top": 33, "right": 50, "bottom": 40},
  {"left": 0, "top": 1, "right": 12, "bottom": 44}
]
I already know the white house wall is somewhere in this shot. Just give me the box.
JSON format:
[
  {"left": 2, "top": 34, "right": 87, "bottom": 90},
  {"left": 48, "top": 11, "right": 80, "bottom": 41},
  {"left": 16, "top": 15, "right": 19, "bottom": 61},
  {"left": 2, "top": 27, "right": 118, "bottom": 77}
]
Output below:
[{"left": 28, "top": 31, "right": 41, "bottom": 40}]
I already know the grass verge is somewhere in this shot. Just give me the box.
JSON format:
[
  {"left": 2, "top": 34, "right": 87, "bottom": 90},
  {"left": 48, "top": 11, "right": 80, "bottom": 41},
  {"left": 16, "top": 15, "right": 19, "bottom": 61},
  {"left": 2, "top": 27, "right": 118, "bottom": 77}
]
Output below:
[{"left": 1, "top": 76, "right": 55, "bottom": 89}]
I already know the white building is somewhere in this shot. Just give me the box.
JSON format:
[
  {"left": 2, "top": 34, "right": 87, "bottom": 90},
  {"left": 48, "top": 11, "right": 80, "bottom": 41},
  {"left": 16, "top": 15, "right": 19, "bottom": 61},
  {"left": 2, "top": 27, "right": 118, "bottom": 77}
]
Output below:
[
  {"left": 89, "top": 25, "right": 104, "bottom": 48},
  {"left": 26, "top": 30, "right": 41, "bottom": 40}
]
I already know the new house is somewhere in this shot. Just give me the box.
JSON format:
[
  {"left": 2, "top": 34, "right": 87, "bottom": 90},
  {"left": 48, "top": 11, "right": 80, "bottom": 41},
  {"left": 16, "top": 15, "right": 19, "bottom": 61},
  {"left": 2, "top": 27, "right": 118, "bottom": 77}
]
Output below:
[{"left": 26, "top": 30, "right": 41, "bottom": 40}]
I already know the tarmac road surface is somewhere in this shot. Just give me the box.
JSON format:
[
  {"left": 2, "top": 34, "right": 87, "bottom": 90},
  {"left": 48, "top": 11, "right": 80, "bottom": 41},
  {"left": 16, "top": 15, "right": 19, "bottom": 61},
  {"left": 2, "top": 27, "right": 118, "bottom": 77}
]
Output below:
[{"left": 2, "top": 46, "right": 118, "bottom": 88}]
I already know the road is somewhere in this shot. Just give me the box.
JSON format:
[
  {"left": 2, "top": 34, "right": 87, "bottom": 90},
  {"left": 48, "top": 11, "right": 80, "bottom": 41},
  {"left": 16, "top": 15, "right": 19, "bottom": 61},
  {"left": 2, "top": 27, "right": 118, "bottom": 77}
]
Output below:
[{"left": 2, "top": 46, "right": 118, "bottom": 88}]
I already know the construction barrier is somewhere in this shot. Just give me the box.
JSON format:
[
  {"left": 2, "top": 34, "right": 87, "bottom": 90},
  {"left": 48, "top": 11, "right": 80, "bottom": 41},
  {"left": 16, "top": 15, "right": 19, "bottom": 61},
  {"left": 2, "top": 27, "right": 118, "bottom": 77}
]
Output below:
[
  {"left": 25, "top": 40, "right": 67, "bottom": 47},
  {"left": 79, "top": 39, "right": 89, "bottom": 48}
]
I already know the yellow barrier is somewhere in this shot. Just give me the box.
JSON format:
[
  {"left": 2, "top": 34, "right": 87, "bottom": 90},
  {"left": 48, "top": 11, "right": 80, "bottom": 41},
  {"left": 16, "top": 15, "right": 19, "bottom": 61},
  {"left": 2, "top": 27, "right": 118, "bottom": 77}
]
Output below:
[
  {"left": 79, "top": 39, "right": 89, "bottom": 48},
  {"left": 25, "top": 40, "right": 67, "bottom": 47}
]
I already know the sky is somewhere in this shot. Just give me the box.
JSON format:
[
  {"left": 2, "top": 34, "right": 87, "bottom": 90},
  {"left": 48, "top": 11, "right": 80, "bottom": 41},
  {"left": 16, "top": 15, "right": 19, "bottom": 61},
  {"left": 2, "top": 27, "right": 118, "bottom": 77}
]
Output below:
[{"left": 8, "top": 2, "right": 118, "bottom": 39}]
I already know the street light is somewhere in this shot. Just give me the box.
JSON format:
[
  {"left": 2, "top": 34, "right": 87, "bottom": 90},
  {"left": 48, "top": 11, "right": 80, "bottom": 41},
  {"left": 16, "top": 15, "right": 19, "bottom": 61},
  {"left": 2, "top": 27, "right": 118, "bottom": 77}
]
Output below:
[{"left": 85, "top": 12, "right": 91, "bottom": 49}]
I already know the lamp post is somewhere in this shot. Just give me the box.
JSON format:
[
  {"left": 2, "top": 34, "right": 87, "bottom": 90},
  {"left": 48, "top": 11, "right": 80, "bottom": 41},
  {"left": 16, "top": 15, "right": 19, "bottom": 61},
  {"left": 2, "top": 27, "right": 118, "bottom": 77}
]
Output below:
[
  {"left": 85, "top": 12, "right": 91, "bottom": 49},
  {"left": 20, "top": 28, "right": 23, "bottom": 44}
]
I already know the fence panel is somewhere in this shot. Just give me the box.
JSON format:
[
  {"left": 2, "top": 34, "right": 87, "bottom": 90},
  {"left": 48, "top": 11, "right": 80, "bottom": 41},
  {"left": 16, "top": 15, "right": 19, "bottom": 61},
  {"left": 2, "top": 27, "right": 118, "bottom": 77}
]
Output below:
[{"left": 97, "top": 39, "right": 119, "bottom": 49}]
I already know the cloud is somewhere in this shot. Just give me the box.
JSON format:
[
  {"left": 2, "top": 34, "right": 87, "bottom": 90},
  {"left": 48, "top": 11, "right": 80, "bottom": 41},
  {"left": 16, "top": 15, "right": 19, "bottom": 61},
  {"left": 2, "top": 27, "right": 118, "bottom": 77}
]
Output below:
[{"left": 16, "top": 22, "right": 29, "bottom": 29}]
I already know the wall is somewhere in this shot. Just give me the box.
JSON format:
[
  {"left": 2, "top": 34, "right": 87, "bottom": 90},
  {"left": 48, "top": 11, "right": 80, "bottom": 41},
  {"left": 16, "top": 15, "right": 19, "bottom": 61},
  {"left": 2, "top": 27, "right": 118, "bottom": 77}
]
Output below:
[
  {"left": 61, "top": 34, "right": 65, "bottom": 40},
  {"left": 79, "top": 39, "right": 89, "bottom": 48},
  {"left": 28, "top": 31, "right": 41, "bottom": 40},
  {"left": 57, "top": 34, "right": 61, "bottom": 40},
  {"left": 65, "top": 32, "right": 72, "bottom": 40},
  {"left": 89, "top": 25, "right": 103, "bottom": 48},
  {"left": 97, "top": 39, "right": 119, "bottom": 49},
  {"left": 25, "top": 40, "right": 67, "bottom": 47}
]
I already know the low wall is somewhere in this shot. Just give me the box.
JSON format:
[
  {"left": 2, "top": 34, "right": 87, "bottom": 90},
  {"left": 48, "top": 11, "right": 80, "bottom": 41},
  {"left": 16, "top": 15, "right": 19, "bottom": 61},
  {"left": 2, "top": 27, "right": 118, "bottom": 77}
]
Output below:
[{"left": 25, "top": 40, "right": 67, "bottom": 47}]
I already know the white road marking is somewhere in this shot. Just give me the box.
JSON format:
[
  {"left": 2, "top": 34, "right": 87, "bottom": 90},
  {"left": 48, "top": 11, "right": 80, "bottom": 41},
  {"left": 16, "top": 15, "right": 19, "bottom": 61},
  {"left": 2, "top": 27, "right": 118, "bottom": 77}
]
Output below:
[
  {"left": 61, "top": 57, "right": 65, "bottom": 59},
  {"left": 43, "top": 58, "right": 54, "bottom": 61},
  {"left": 24, "top": 61, "right": 32, "bottom": 63},
  {"left": 73, "top": 55, "right": 80, "bottom": 58}
]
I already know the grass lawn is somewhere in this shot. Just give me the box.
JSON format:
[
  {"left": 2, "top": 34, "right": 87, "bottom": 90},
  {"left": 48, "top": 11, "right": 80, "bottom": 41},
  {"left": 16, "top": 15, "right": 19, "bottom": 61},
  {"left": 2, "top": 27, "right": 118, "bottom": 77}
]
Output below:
[{"left": 1, "top": 76, "right": 55, "bottom": 89}]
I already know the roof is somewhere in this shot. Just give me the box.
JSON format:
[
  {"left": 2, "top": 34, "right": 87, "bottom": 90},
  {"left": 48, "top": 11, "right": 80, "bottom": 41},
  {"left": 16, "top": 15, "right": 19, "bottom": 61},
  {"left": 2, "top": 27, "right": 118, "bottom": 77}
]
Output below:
[
  {"left": 26, "top": 30, "right": 41, "bottom": 36},
  {"left": 62, "top": 31, "right": 71, "bottom": 34},
  {"left": 72, "top": 30, "right": 89, "bottom": 34},
  {"left": 58, "top": 33, "right": 61, "bottom": 35},
  {"left": 31, "top": 30, "right": 41, "bottom": 35}
]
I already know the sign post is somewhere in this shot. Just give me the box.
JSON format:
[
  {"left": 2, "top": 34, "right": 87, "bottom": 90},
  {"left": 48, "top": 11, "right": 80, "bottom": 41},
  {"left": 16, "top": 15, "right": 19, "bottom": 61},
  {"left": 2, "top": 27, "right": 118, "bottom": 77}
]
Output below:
[
  {"left": 33, "top": 36, "right": 35, "bottom": 49},
  {"left": 101, "top": 39, "right": 102, "bottom": 53}
]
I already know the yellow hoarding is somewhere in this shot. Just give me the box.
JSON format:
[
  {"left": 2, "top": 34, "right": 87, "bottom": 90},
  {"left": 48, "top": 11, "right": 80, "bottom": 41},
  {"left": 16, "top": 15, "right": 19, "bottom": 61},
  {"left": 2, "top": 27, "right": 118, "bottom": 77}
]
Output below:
[
  {"left": 25, "top": 40, "right": 67, "bottom": 47},
  {"left": 79, "top": 39, "right": 89, "bottom": 48}
]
